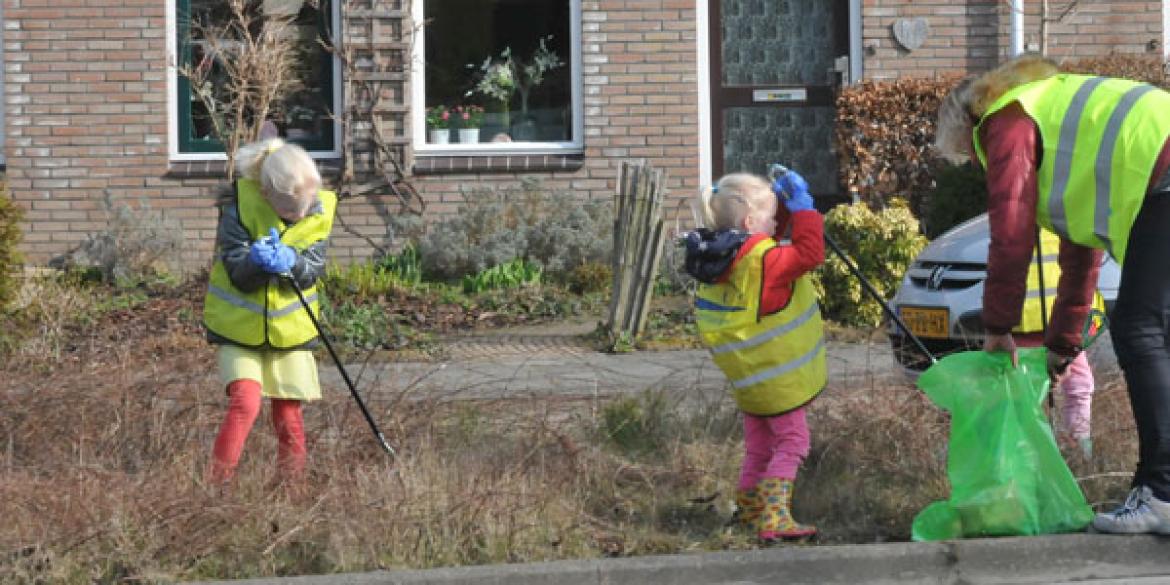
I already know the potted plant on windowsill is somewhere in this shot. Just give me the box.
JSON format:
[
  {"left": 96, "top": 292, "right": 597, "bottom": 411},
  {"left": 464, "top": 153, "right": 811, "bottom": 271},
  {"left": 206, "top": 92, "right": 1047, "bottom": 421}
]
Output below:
[
  {"left": 427, "top": 105, "right": 451, "bottom": 144},
  {"left": 466, "top": 37, "right": 563, "bottom": 142},
  {"left": 454, "top": 104, "right": 485, "bottom": 144}
]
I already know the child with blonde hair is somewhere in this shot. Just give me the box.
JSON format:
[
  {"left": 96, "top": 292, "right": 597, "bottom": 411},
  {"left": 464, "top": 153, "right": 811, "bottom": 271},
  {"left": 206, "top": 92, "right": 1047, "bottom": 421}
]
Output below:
[
  {"left": 203, "top": 138, "right": 337, "bottom": 488},
  {"left": 683, "top": 170, "right": 826, "bottom": 542}
]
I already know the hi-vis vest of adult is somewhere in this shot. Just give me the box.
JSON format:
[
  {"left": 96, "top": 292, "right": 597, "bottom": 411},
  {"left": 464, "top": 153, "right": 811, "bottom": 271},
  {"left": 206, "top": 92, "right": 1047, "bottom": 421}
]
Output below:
[
  {"left": 203, "top": 179, "right": 337, "bottom": 349},
  {"left": 695, "top": 238, "right": 826, "bottom": 416},
  {"left": 973, "top": 74, "right": 1170, "bottom": 265},
  {"left": 1013, "top": 228, "right": 1107, "bottom": 334}
]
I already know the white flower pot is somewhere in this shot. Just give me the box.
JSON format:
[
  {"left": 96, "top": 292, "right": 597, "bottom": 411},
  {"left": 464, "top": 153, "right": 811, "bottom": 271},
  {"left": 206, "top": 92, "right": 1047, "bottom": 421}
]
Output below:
[
  {"left": 458, "top": 128, "right": 480, "bottom": 144},
  {"left": 429, "top": 129, "right": 450, "bottom": 144}
]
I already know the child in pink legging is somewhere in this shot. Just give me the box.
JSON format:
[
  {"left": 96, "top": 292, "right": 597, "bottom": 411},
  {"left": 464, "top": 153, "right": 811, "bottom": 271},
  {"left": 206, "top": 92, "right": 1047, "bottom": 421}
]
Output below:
[{"left": 685, "top": 169, "right": 826, "bottom": 542}]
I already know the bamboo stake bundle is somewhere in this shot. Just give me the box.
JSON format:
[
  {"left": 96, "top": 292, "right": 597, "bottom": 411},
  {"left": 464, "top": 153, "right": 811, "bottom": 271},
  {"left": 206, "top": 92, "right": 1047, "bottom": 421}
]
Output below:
[{"left": 606, "top": 160, "right": 668, "bottom": 349}]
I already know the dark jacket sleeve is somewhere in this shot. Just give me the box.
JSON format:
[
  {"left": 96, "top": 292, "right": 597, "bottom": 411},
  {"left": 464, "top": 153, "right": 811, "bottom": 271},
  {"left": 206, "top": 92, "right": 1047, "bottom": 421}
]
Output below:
[
  {"left": 288, "top": 238, "right": 328, "bottom": 290},
  {"left": 216, "top": 203, "right": 269, "bottom": 293}
]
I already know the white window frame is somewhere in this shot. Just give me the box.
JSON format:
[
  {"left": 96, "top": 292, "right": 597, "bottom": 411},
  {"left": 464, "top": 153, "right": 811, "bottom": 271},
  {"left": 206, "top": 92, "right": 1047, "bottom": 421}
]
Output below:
[
  {"left": 410, "top": 0, "right": 584, "bottom": 156},
  {"left": 165, "top": 0, "right": 343, "bottom": 161}
]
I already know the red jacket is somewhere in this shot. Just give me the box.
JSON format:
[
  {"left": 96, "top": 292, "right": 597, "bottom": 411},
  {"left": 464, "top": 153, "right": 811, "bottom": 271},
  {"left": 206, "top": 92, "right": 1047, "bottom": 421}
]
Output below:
[
  {"left": 979, "top": 102, "right": 1170, "bottom": 355},
  {"left": 719, "top": 209, "right": 824, "bottom": 314}
]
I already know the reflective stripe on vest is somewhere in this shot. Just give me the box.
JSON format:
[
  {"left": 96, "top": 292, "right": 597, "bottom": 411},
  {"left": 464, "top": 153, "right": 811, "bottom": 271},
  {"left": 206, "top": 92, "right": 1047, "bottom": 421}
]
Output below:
[
  {"left": 695, "top": 238, "right": 826, "bottom": 416},
  {"left": 202, "top": 179, "right": 337, "bottom": 348},
  {"left": 1013, "top": 229, "right": 1106, "bottom": 334},
  {"left": 973, "top": 74, "right": 1170, "bottom": 264}
]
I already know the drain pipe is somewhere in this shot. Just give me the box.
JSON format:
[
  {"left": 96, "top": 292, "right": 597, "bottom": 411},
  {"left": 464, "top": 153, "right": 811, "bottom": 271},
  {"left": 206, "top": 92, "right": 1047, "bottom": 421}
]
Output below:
[{"left": 1009, "top": 0, "right": 1025, "bottom": 56}]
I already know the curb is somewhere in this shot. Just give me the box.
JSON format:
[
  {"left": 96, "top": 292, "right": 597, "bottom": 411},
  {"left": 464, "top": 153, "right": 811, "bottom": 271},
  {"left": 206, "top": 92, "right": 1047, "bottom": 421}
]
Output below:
[{"left": 188, "top": 534, "right": 1170, "bottom": 584}]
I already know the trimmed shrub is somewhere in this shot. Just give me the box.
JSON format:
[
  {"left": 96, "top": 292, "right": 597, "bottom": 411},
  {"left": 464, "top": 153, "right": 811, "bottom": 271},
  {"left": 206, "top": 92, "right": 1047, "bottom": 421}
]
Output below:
[
  {"left": 923, "top": 161, "right": 987, "bottom": 239},
  {"left": 816, "top": 199, "right": 927, "bottom": 327},
  {"left": 1063, "top": 54, "right": 1169, "bottom": 88},
  {"left": 834, "top": 76, "right": 960, "bottom": 214},
  {"left": 0, "top": 181, "right": 23, "bottom": 311},
  {"left": 417, "top": 178, "right": 613, "bottom": 281}
]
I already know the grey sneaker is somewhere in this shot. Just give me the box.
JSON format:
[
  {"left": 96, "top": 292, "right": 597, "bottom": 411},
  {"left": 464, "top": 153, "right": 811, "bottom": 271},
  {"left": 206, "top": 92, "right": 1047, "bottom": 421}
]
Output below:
[{"left": 1091, "top": 486, "right": 1170, "bottom": 534}]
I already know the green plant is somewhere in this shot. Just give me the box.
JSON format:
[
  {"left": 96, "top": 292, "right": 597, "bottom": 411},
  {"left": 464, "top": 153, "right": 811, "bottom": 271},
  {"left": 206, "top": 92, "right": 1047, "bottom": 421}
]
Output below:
[
  {"left": 378, "top": 243, "right": 423, "bottom": 287},
  {"left": 0, "top": 182, "right": 23, "bottom": 312},
  {"left": 567, "top": 261, "right": 611, "bottom": 294},
  {"left": 600, "top": 391, "right": 672, "bottom": 455},
  {"left": 923, "top": 161, "right": 987, "bottom": 238},
  {"left": 322, "top": 261, "right": 400, "bottom": 303},
  {"left": 321, "top": 298, "right": 392, "bottom": 350},
  {"left": 426, "top": 105, "right": 451, "bottom": 129},
  {"left": 816, "top": 199, "right": 928, "bottom": 327},
  {"left": 461, "top": 258, "right": 542, "bottom": 293}
]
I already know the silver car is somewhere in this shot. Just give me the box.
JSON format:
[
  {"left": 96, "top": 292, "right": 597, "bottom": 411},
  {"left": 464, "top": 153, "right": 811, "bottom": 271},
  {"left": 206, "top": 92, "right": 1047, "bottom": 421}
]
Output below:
[{"left": 888, "top": 213, "right": 1120, "bottom": 372}]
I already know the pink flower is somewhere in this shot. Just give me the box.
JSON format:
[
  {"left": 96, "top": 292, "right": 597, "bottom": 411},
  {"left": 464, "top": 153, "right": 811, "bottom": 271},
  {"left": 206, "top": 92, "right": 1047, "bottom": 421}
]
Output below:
[
  {"left": 442, "top": 111, "right": 449, "bottom": 120},
  {"left": 462, "top": 112, "right": 470, "bottom": 120}
]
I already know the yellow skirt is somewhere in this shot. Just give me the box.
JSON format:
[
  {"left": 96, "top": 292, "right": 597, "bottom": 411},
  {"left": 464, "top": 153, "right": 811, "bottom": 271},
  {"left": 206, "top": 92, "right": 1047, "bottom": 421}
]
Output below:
[{"left": 216, "top": 344, "right": 322, "bottom": 401}]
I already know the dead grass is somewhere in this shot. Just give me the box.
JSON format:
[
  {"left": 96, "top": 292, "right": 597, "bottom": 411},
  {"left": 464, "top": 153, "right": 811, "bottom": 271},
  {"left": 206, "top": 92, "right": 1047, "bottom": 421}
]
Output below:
[{"left": 0, "top": 276, "right": 1144, "bottom": 583}]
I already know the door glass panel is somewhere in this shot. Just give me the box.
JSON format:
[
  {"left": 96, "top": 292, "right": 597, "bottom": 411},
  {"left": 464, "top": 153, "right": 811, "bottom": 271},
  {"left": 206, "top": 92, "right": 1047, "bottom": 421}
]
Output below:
[
  {"left": 722, "top": 106, "right": 836, "bottom": 195},
  {"left": 721, "top": 0, "right": 837, "bottom": 86}
]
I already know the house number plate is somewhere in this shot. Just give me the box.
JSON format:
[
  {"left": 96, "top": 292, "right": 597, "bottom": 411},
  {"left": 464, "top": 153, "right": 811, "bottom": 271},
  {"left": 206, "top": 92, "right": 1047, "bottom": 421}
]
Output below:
[{"left": 752, "top": 88, "right": 807, "bottom": 103}]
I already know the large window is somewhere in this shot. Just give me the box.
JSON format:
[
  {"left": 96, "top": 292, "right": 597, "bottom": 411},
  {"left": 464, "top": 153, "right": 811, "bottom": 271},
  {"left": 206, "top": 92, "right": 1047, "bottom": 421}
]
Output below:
[
  {"left": 172, "top": 0, "right": 339, "bottom": 157},
  {"left": 413, "top": 0, "right": 582, "bottom": 152}
]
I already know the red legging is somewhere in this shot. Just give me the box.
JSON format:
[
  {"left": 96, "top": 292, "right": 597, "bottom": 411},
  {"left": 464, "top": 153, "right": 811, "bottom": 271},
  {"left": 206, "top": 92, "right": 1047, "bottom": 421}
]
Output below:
[{"left": 210, "top": 379, "right": 306, "bottom": 483}]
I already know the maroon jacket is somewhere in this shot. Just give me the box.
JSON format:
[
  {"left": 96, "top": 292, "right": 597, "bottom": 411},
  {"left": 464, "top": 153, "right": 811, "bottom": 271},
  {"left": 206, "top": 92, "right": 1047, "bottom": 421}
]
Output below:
[{"left": 979, "top": 102, "right": 1170, "bottom": 356}]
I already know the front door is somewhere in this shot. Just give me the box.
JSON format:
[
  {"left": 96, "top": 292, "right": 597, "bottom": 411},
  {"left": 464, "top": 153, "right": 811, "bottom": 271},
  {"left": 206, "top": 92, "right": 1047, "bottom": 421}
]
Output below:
[{"left": 709, "top": 0, "right": 849, "bottom": 197}]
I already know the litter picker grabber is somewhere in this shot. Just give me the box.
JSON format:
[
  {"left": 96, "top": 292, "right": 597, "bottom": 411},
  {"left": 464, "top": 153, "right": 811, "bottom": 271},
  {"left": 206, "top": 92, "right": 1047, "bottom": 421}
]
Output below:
[
  {"left": 284, "top": 274, "right": 396, "bottom": 456},
  {"left": 768, "top": 163, "right": 939, "bottom": 366}
]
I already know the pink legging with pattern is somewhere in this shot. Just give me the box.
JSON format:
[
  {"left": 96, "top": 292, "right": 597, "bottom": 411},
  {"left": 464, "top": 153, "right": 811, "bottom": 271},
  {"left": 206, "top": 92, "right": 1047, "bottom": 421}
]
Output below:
[{"left": 738, "top": 406, "right": 810, "bottom": 491}]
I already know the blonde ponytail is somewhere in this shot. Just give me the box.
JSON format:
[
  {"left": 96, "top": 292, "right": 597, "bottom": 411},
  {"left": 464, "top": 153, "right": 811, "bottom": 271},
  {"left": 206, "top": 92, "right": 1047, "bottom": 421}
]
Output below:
[
  {"left": 235, "top": 138, "right": 287, "bottom": 181},
  {"left": 234, "top": 138, "right": 321, "bottom": 219}
]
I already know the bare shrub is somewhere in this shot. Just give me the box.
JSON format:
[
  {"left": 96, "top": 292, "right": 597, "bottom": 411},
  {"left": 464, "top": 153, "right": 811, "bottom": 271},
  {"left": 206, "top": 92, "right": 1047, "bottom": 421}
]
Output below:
[{"left": 59, "top": 191, "right": 183, "bottom": 286}]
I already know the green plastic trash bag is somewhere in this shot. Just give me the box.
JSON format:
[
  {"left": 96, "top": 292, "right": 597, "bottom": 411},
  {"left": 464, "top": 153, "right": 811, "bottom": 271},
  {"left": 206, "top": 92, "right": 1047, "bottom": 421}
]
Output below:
[{"left": 911, "top": 348, "right": 1092, "bottom": 541}]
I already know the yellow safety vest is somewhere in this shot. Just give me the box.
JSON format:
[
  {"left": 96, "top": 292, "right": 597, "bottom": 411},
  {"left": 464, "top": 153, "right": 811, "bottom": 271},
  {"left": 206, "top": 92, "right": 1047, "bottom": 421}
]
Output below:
[
  {"left": 203, "top": 179, "right": 337, "bottom": 349},
  {"left": 1014, "top": 228, "right": 1106, "bottom": 334},
  {"left": 695, "top": 238, "right": 826, "bottom": 416},
  {"left": 974, "top": 74, "right": 1170, "bottom": 264}
]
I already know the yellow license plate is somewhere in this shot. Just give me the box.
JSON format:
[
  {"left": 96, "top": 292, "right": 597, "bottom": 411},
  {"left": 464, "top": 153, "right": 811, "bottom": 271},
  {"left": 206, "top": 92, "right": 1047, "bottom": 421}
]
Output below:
[{"left": 900, "top": 307, "right": 949, "bottom": 339}]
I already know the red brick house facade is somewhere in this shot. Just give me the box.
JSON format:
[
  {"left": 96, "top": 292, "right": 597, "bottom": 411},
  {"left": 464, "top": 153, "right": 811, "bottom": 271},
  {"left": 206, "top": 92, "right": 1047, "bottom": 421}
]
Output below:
[{"left": 3, "top": 0, "right": 1166, "bottom": 267}]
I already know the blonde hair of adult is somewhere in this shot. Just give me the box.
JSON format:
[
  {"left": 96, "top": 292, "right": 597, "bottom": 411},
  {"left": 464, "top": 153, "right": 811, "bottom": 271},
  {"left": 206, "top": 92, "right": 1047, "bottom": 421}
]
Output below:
[
  {"left": 235, "top": 138, "right": 322, "bottom": 220},
  {"left": 694, "top": 172, "right": 774, "bottom": 231},
  {"left": 935, "top": 54, "right": 1060, "bottom": 163}
]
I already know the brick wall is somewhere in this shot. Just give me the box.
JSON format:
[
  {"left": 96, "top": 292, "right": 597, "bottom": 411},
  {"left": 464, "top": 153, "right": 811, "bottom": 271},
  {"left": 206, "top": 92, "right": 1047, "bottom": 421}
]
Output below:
[
  {"left": 6, "top": 1, "right": 1164, "bottom": 268},
  {"left": 861, "top": 0, "right": 1163, "bottom": 80},
  {"left": 4, "top": 0, "right": 701, "bottom": 269}
]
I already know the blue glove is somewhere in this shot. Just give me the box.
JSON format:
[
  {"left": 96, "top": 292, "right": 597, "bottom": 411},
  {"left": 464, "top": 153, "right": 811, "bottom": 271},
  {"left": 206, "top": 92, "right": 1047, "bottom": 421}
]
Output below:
[
  {"left": 250, "top": 227, "right": 297, "bottom": 274},
  {"left": 772, "top": 169, "right": 815, "bottom": 212}
]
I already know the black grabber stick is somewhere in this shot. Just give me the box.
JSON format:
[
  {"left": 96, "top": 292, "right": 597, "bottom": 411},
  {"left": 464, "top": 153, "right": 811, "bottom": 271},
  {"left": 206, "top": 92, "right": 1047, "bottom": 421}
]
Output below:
[
  {"left": 285, "top": 274, "right": 396, "bottom": 456},
  {"left": 768, "top": 163, "right": 938, "bottom": 366}
]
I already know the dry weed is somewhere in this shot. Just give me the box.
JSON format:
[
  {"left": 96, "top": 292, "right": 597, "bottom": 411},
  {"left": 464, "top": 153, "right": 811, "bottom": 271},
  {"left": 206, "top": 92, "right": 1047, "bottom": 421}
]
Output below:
[{"left": 0, "top": 276, "right": 1149, "bottom": 582}]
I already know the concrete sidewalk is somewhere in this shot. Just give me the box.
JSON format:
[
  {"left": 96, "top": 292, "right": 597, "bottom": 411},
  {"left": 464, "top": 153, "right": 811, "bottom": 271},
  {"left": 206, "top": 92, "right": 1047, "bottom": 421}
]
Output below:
[
  {"left": 327, "top": 338, "right": 906, "bottom": 403},
  {"left": 190, "top": 533, "right": 1170, "bottom": 584}
]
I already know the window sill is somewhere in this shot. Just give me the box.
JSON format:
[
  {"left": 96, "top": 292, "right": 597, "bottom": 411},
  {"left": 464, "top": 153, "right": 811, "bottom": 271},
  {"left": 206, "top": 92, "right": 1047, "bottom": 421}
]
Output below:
[
  {"left": 166, "top": 158, "right": 341, "bottom": 179},
  {"left": 412, "top": 152, "right": 584, "bottom": 175}
]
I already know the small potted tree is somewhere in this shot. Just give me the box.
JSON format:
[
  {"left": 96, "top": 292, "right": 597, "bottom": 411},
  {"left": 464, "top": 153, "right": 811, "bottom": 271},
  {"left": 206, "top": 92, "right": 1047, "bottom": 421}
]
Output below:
[
  {"left": 455, "top": 104, "right": 484, "bottom": 144},
  {"left": 427, "top": 105, "right": 451, "bottom": 144}
]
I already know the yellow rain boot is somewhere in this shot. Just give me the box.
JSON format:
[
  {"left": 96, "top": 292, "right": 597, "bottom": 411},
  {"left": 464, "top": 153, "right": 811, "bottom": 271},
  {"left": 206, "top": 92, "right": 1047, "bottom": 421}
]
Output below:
[
  {"left": 756, "top": 477, "right": 816, "bottom": 542},
  {"left": 733, "top": 488, "right": 764, "bottom": 532}
]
